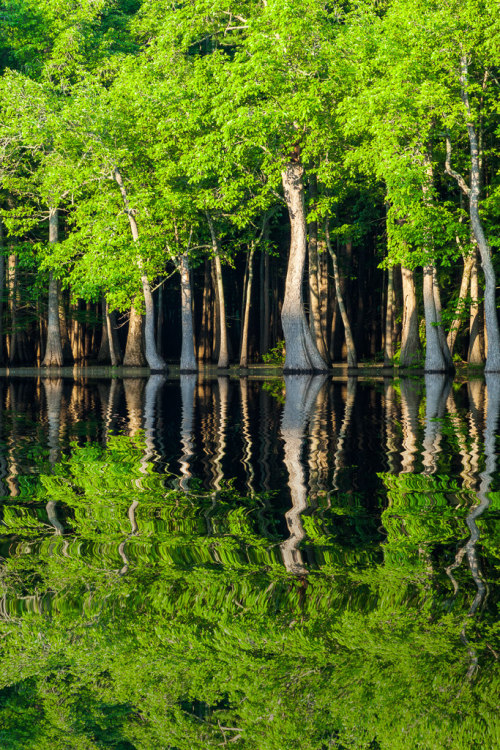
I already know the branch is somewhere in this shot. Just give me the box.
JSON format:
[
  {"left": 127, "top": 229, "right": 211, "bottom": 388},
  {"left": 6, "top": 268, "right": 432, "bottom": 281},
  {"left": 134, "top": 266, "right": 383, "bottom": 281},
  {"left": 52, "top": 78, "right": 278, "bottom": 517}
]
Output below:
[{"left": 444, "top": 134, "right": 470, "bottom": 197}]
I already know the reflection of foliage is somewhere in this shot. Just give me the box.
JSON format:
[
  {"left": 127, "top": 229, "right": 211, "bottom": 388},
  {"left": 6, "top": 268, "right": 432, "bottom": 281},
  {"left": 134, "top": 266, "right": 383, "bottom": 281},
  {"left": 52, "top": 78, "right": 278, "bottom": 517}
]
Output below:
[
  {"left": 262, "top": 378, "right": 285, "bottom": 404},
  {"left": 0, "top": 437, "right": 497, "bottom": 749}
]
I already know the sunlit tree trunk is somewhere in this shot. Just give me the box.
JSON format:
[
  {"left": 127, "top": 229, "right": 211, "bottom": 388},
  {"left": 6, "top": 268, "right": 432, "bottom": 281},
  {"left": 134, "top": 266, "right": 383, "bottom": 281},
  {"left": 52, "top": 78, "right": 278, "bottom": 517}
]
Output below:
[
  {"left": 447, "top": 252, "right": 474, "bottom": 354},
  {"left": 240, "top": 243, "right": 255, "bottom": 369},
  {"left": 113, "top": 168, "right": 166, "bottom": 371},
  {"left": 384, "top": 266, "right": 395, "bottom": 365},
  {"left": 325, "top": 222, "right": 357, "bottom": 367},
  {"left": 432, "top": 267, "right": 454, "bottom": 370},
  {"left": 468, "top": 251, "right": 484, "bottom": 364},
  {"left": 280, "top": 162, "right": 328, "bottom": 372},
  {"left": 206, "top": 214, "right": 229, "bottom": 369},
  {"left": 123, "top": 305, "right": 146, "bottom": 366},
  {"left": 198, "top": 260, "right": 212, "bottom": 362},
  {"left": 179, "top": 251, "right": 197, "bottom": 372},
  {"left": 42, "top": 209, "right": 63, "bottom": 367},
  {"left": 399, "top": 266, "right": 421, "bottom": 367}
]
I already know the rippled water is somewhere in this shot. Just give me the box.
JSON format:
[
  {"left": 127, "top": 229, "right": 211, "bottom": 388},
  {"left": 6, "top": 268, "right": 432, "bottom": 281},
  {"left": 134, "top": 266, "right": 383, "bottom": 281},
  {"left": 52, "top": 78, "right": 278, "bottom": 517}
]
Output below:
[{"left": 0, "top": 373, "right": 498, "bottom": 749}]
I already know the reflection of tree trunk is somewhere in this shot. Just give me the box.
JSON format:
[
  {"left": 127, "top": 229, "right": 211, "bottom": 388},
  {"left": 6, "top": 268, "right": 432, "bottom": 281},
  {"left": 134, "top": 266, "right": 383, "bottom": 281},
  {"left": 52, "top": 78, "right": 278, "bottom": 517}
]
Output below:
[
  {"left": 280, "top": 375, "right": 326, "bottom": 574},
  {"left": 447, "top": 375, "right": 499, "bottom": 682},
  {"left": 422, "top": 374, "right": 452, "bottom": 475},
  {"left": 124, "top": 378, "right": 145, "bottom": 436},
  {"left": 214, "top": 376, "right": 229, "bottom": 491},
  {"left": 240, "top": 378, "right": 256, "bottom": 495},
  {"left": 399, "top": 378, "right": 422, "bottom": 473},
  {"left": 179, "top": 374, "right": 197, "bottom": 491},
  {"left": 307, "top": 384, "right": 329, "bottom": 502},
  {"left": 143, "top": 374, "right": 165, "bottom": 461},
  {"left": 333, "top": 378, "right": 357, "bottom": 490},
  {"left": 384, "top": 379, "right": 399, "bottom": 473},
  {"left": 43, "top": 378, "right": 64, "bottom": 534},
  {"left": 104, "top": 378, "right": 121, "bottom": 443}
]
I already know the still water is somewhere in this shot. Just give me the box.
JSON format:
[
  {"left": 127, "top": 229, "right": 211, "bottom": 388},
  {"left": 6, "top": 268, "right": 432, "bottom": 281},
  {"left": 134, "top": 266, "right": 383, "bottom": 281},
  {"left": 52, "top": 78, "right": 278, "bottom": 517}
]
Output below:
[{"left": 0, "top": 373, "right": 498, "bottom": 749}]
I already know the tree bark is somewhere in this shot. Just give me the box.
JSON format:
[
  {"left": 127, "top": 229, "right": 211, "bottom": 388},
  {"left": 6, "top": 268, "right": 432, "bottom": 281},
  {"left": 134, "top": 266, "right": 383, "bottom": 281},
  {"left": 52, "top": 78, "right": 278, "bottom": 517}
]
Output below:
[
  {"left": 447, "top": 253, "right": 474, "bottom": 354},
  {"left": 260, "top": 245, "right": 270, "bottom": 357},
  {"left": 206, "top": 214, "right": 229, "bottom": 369},
  {"left": 0, "top": 221, "right": 5, "bottom": 365},
  {"left": 105, "top": 300, "right": 122, "bottom": 366},
  {"left": 384, "top": 265, "right": 395, "bottom": 365},
  {"left": 179, "top": 251, "right": 197, "bottom": 372},
  {"left": 240, "top": 244, "right": 255, "bottom": 368},
  {"left": 423, "top": 265, "right": 451, "bottom": 372},
  {"left": 308, "top": 214, "right": 330, "bottom": 363},
  {"left": 123, "top": 305, "right": 146, "bottom": 366},
  {"left": 432, "top": 266, "right": 454, "bottom": 370},
  {"left": 325, "top": 222, "right": 357, "bottom": 367},
  {"left": 42, "top": 208, "right": 63, "bottom": 367},
  {"left": 468, "top": 250, "right": 484, "bottom": 364},
  {"left": 444, "top": 57, "right": 500, "bottom": 371},
  {"left": 113, "top": 168, "right": 167, "bottom": 371},
  {"left": 399, "top": 266, "right": 421, "bottom": 367},
  {"left": 198, "top": 260, "right": 212, "bottom": 361},
  {"left": 280, "top": 162, "right": 328, "bottom": 372}
]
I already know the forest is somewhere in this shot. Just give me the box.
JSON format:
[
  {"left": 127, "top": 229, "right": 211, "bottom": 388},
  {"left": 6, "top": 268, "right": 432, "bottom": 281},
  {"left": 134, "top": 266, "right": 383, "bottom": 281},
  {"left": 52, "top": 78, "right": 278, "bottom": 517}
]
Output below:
[{"left": 0, "top": 0, "right": 498, "bottom": 373}]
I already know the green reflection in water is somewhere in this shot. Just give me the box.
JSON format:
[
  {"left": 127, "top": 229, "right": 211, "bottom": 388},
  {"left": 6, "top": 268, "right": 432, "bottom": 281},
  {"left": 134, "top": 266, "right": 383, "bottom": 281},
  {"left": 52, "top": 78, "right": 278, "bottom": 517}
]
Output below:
[{"left": 0, "top": 434, "right": 498, "bottom": 749}]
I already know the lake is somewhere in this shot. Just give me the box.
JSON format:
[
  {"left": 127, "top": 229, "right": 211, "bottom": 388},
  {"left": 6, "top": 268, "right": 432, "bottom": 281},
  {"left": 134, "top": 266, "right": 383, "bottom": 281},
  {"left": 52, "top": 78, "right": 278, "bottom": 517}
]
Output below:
[{"left": 0, "top": 372, "right": 498, "bottom": 749}]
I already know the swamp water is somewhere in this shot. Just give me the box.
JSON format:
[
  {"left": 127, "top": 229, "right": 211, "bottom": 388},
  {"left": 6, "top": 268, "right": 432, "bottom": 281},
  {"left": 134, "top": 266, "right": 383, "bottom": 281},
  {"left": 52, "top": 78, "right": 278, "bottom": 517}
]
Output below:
[{"left": 0, "top": 373, "right": 498, "bottom": 749}]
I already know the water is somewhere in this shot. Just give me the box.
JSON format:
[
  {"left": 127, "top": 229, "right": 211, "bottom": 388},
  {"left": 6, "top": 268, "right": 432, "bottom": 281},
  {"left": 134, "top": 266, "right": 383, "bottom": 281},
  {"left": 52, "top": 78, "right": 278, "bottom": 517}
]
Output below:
[{"left": 0, "top": 373, "right": 498, "bottom": 749}]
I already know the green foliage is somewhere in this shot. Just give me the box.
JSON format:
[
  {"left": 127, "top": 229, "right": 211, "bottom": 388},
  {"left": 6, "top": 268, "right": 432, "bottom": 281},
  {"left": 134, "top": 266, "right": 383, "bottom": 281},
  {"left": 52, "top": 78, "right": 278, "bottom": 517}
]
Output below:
[{"left": 262, "top": 340, "right": 285, "bottom": 366}]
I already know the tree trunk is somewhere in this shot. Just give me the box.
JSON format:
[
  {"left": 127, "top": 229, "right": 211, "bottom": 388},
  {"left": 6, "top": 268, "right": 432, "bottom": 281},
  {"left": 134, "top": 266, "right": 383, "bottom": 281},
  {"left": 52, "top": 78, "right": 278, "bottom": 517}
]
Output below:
[
  {"left": 240, "top": 244, "right": 255, "bottom": 368},
  {"left": 423, "top": 265, "right": 451, "bottom": 372},
  {"left": 432, "top": 266, "right": 454, "bottom": 370},
  {"left": 444, "top": 58, "right": 500, "bottom": 371},
  {"left": 280, "top": 162, "right": 328, "bottom": 372},
  {"left": 447, "top": 253, "right": 474, "bottom": 354},
  {"left": 198, "top": 260, "right": 212, "bottom": 361},
  {"left": 399, "top": 266, "right": 421, "bottom": 367},
  {"left": 468, "top": 251, "right": 484, "bottom": 364},
  {"left": 123, "top": 305, "right": 146, "bottom": 366},
  {"left": 113, "top": 168, "right": 167, "bottom": 371},
  {"left": 179, "top": 251, "right": 197, "bottom": 372},
  {"left": 106, "top": 301, "right": 122, "bottom": 366},
  {"left": 206, "top": 214, "right": 229, "bottom": 369},
  {"left": 308, "top": 215, "right": 330, "bottom": 363},
  {"left": 98, "top": 296, "right": 110, "bottom": 363},
  {"left": 384, "top": 265, "right": 395, "bottom": 365},
  {"left": 260, "top": 245, "right": 270, "bottom": 358},
  {"left": 42, "top": 209, "right": 63, "bottom": 367},
  {"left": 7, "top": 253, "right": 17, "bottom": 364},
  {"left": 325, "top": 222, "right": 357, "bottom": 367}
]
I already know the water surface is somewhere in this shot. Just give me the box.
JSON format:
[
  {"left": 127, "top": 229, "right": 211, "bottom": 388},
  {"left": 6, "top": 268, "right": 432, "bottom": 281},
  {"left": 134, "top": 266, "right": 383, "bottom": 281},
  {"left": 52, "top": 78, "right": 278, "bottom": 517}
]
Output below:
[{"left": 0, "top": 374, "right": 498, "bottom": 749}]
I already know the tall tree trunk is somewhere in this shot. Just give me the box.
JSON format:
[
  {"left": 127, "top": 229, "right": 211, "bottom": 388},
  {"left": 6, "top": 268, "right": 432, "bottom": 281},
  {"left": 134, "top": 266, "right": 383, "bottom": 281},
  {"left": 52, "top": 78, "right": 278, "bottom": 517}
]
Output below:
[
  {"left": 179, "top": 251, "right": 197, "bottom": 372},
  {"left": 7, "top": 253, "right": 17, "bottom": 363},
  {"left": 468, "top": 251, "right": 484, "bottom": 364},
  {"left": 447, "top": 253, "right": 474, "bottom": 354},
  {"left": 423, "top": 265, "right": 449, "bottom": 372},
  {"left": 206, "top": 214, "right": 229, "bottom": 369},
  {"left": 260, "top": 245, "right": 270, "bottom": 357},
  {"left": 280, "top": 162, "right": 328, "bottom": 372},
  {"left": 156, "top": 282, "right": 164, "bottom": 355},
  {"left": 308, "top": 216, "right": 330, "bottom": 363},
  {"left": 325, "top": 222, "right": 357, "bottom": 367},
  {"left": 58, "top": 285, "right": 72, "bottom": 363},
  {"left": 432, "top": 267, "right": 454, "bottom": 370},
  {"left": 384, "top": 265, "right": 395, "bottom": 365},
  {"left": 123, "top": 305, "right": 146, "bottom": 366},
  {"left": 240, "top": 244, "right": 255, "bottom": 368},
  {"left": 444, "top": 57, "right": 500, "bottom": 371},
  {"left": 198, "top": 260, "right": 212, "bottom": 361},
  {"left": 113, "top": 168, "right": 167, "bottom": 371},
  {"left": 98, "top": 296, "right": 110, "bottom": 363},
  {"left": 105, "top": 300, "right": 122, "bottom": 366},
  {"left": 42, "top": 208, "right": 63, "bottom": 367},
  {"left": 399, "top": 266, "right": 421, "bottom": 367}
]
